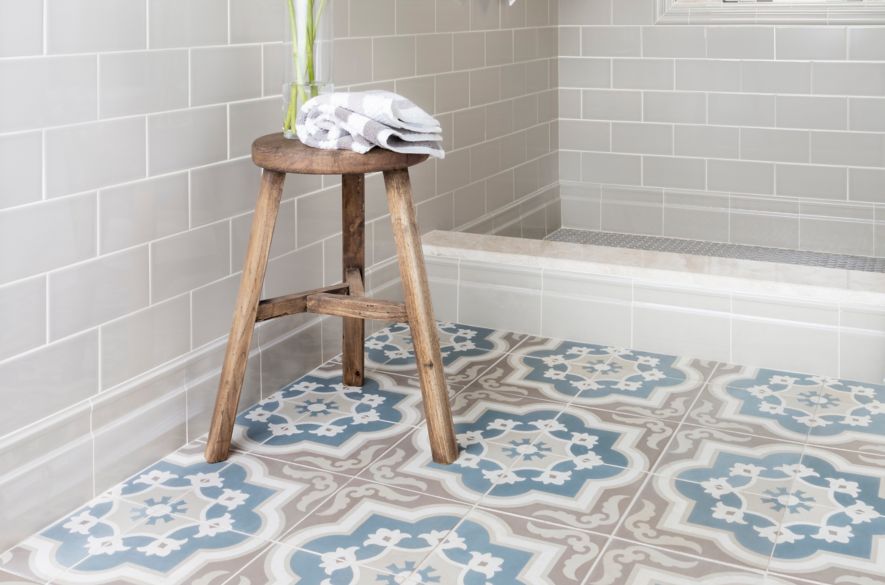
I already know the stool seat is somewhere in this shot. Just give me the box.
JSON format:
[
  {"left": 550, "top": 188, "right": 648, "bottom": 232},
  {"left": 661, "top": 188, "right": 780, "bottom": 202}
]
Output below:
[
  {"left": 252, "top": 134, "right": 429, "bottom": 175},
  {"left": 204, "top": 132, "right": 458, "bottom": 467}
]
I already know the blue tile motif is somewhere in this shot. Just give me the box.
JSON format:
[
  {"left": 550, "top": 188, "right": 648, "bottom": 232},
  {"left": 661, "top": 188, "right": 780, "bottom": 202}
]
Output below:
[
  {"left": 40, "top": 460, "right": 280, "bottom": 574},
  {"left": 522, "top": 342, "right": 687, "bottom": 400},
  {"left": 366, "top": 322, "right": 501, "bottom": 367},
  {"left": 288, "top": 515, "right": 532, "bottom": 585},
  {"left": 440, "top": 409, "right": 629, "bottom": 497},
  {"left": 724, "top": 369, "right": 885, "bottom": 440},
  {"left": 236, "top": 374, "right": 407, "bottom": 446}
]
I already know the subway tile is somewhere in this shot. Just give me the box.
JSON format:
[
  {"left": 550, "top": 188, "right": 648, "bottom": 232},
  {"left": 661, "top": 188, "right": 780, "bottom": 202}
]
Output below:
[
  {"left": 849, "top": 27, "right": 885, "bottom": 61},
  {"left": 148, "top": 106, "right": 228, "bottom": 175},
  {"left": 542, "top": 271, "right": 632, "bottom": 347},
  {"left": 100, "top": 295, "right": 190, "bottom": 389},
  {"left": 229, "top": 98, "right": 281, "bottom": 157},
  {"left": 149, "top": 0, "right": 228, "bottom": 49},
  {"left": 612, "top": 58, "right": 674, "bottom": 90},
  {"left": 643, "top": 156, "right": 705, "bottom": 190},
  {"left": 776, "top": 27, "right": 846, "bottom": 60},
  {"left": 0, "top": 0, "right": 42, "bottom": 57},
  {"left": 848, "top": 98, "right": 885, "bottom": 132},
  {"left": 740, "top": 128, "right": 809, "bottom": 164},
  {"left": 642, "top": 26, "right": 706, "bottom": 58},
  {"left": 397, "top": 0, "right": 435, "bottom": 34},
  {"left": 470, "top": 0, "right": 500, "bottom": 30},
  {"left": 675, "top": 59, "right": 740, "bottom": 92},
  {"left": 733, "top": 294, "right": 837, "bottom": 326},
  {"left": 454, "top": 31, "right": 485, "bottom": 69},
  {"left": 663, "top": 190, "right": 729, "bottom": 242},
  {"left": 100, "top": 50, "right": 188, "bottom": 118},
  {"left": 708, "top": 93, "right": 775, "bottom": 127},
  {"left": 191, "top": 274, "right": 239, "bottom": 348},
  {"left": 258, "top": 319, "right": 324, "bottom": 394},
  {"left": 841, "top": 330, "right": 885, "bottom": 384},
  {"left": 613, "top": 0, "right": 654, "bottom": 25},
  {"left": 296, "top": 185, "right": 341, "bottom": 247},
  {"left": 514, "top": 28, "right": 539, "bottom": 62},
  {"left": 0, "top": 194, "right": 97, "bottom": 285},
  {"left": 0, "top": 56, "right": 97, "bottom": 133},
  {"left": 560, "top": 119, "right": 609, "bottom": 151},
  {"left": 0, "top": 331, "right": 98, "bottom": 436},
  {"left": 849, "top": 168, "right": 885, "bottom": 204},
  {"left": 600, "top": 185, "right": 663, "bottom": 235},
  {"left": 486, "top": 30, "right": 514, "bottom": 66},
  {"left": 811, "top": 131, "right": 885, "bottom": 168},
  {"left": 230, "top": 0, "right": 283, "bottom": 43},
  {"left": 191, "top": 158, "right": 261, "bottom": 227},
  {"left": 558, "top": 26, "right": 580, "bottom": 56},
  {"left": 396, "top": 76, "right": 435, "bottom": 116},
  {"left": 707, "top": 26, "right": 774, "bottom": 59},
  {"left": 800, "top": 209, "right": 876, "bottom": 257},
  {"left": 49, "top": 246, "right": 150, "bottom": 340},
  {"left": 45, "top": 118, "right": 146, "bottom": 198},
  {"left": 350, "top": 0, "right": 395, "bottom": 36},
  {"left": 612, "top": 122, "right": 672, "bottom": 155},
  {"left": 47, "top": 0, "right": 145, "bottom": 53},
  {"left": 191, "top": 46, "right": 262, "bottom": 106},
  {"left": 776, "top": 164, "right": 847, "bottom": 200},
  {"left": 459, "top": 261, "right": 541, "bottom": 334},
  {"left": 582, "top": 26, "right": 640, "bottom": 57},
  {"left": 741, "top": 61, "right": 811, "bottom": 95},
  {"left": 0, "top": 277, "right": 45, "bottom": 362},
  {"left": 644, "top": 91, "right": 706, "bottom": 124},
  {"left": 777, "top": 95, "right": 847, "bottom": 131},
  {"left": 437, "top": 0, "right": 471, "bottom": 32},
  {"left": 559, "top": 57, "right": 610, "bottom": 88},
  {"left": 416, "top": 34, "right": 453, "bottom": 75},
  {"left": 373, "top": 36, "right": 416, "bottom": 80},
  {"left": 582, "top": 89, "right": 641, "bottom": 121},
  {"left": 151, "top": 221, "right": 230, "bottom": 302},
  {"left": 453, "top": 182, "right": 486, "bottom": 228},
  {"left": 560, "top": 183, "right": 601, "bottom": 229},
  {"left": 730, "top": 195, "right": 800, "bottom": 249},
  {"left": 0, "top": 131, "right": 41, "bottom": 209},
  {"left": 707, "top": 159, "right": 774, "bottom": 195},
  {"left": 453, "top": 107, "right": 486, "bottom": 148},
  {"left": 334, "top": 38, "right": 373, "bottom": 84},
  {"left": 813, "top": 62, "right": 885, "bottom": 97},
  {"left": 581, "top": 152, "right": 641, "bottom": 185},
  {"left": 635, "top": 304, "right": 731, "bottom": 363},
  {"left": 264, "top": 243, "right": 324, "bottom": 300},
  {"left": 486, "top": 101, "right": 515, "bottom": 139},
  {"left": 559, "top": 0, "right": 610, "bottom": 25},
  {"left": 732, "top": 318, "right": 837, "bottom": 377},
  {"left": 674, "top": 125, "right": 739, "bottom": 159},
  {"left": 99, "top": 173, "right": 189, "bottom": 254},
  {"left": 417, "top": 192, "right": 454, "bottom": 233}
]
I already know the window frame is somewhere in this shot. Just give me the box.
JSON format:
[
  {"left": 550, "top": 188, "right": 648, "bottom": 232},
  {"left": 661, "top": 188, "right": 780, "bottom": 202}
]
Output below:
[{"left": 657, "top": 0, "right": 885, "bottom": 24}]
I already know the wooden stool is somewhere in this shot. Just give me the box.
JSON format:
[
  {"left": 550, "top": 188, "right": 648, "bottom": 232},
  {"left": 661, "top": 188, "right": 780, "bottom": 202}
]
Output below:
[{"left": 204, "top": 134, "right": 459, "bottom": 465}]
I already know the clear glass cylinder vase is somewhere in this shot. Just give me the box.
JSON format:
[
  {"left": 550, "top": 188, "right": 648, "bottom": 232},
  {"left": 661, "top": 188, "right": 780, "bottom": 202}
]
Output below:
[{"left": 282, "top": 0, "right": 334, "bottom": 139}]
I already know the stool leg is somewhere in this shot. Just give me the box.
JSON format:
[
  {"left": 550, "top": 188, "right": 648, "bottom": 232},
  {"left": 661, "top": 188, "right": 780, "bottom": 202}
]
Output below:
[
  {"left": 383, "top": 168, "right": 458, "bottom": 464},
  {"left": 342, "top": 174, "right": 365, "bottom": 386},
  {"left": 205, "top": 169, "right": 286, "bottom": 463}
]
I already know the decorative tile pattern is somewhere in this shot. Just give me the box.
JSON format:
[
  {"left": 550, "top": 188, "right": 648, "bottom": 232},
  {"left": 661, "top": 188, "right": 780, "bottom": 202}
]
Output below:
[
  {"left": 364, "top": 321, "right": 526, "bottom": 386},
  {"left": 498, "top": 338, "right": 713, "bottom": 419},
  {"left": 4, "top": 325, "right": 885, "bottom": 585},
  {"left": 232, "top": 368, "right": 419, "bottom": 475}
]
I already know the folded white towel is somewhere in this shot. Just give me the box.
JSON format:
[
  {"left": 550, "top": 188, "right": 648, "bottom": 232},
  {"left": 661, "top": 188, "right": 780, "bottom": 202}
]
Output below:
[{"left": 296, "top": 91, "right": 445, "bottom": 159}]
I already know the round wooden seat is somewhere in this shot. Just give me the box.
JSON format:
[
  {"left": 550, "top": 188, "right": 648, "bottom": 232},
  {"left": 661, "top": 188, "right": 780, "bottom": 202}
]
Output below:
[{"left": 251, "top": 133, "right": 429, "bottom": 175}]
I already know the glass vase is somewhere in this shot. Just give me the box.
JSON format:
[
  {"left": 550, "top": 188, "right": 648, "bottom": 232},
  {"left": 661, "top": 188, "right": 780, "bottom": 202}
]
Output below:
[{"left": 282, "top": 0, "right": 334, "bottom": 139}]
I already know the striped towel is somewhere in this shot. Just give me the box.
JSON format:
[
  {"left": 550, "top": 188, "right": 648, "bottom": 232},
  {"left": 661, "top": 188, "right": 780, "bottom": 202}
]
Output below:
[{"left": 296, "top": 91, "right": 445, "bottom": 159}]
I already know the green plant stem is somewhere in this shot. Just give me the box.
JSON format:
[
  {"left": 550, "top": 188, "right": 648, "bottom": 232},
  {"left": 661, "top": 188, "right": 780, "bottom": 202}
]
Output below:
[{"left": 284, "top": 0, "right": 324, "bottom": 135}]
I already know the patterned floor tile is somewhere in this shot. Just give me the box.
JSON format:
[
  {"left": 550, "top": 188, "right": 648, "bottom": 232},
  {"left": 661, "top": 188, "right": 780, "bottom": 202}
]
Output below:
[
  {"left": 764, "top": 445, "right": 885, "bottom": 585},
  {"left": 805, "top": 377, "right": 885, "bottom": 454},
  {"left": 584, "top": 540, "right": 786, "bottom": 585},
  {"left": 364, "top": 321, "right": 526, "bottom": 387},
  {"left": 652, "top": 428, "right": 804, "bottom": 496},
  {"left": 619, "top": 436, "right": 812, "bottom": 571},
  {"left": 496, "top": 338, "right": 714, "bottom": 420},
  {"left": 222, "top": 542, "right": 400, "bottom": 585},
  {"left": 687, "top": 365, "right": 826, "bottom": 443},
  {"left": 411, "top": 509, "right": 606, "bottom": 584},
  {"left": 232, "top": 369, "right": 421, "bottom": 476},
  {"left": 273, "top": 479, "right": 472, "bottom": 578}
]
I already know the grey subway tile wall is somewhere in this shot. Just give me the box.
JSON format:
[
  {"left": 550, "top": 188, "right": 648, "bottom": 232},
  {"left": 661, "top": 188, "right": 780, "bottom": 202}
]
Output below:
[
  {"left": 0, "top": 0, "right": 559, "bottom": 549},
  {"left": 559, "top": 2, "right": 885, "bottom": 258}
]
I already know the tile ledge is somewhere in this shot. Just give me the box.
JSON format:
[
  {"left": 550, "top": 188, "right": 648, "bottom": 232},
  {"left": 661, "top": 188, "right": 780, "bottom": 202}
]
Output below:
[{"left": 422, "top": 230, "right": 885, "bottom": 307}]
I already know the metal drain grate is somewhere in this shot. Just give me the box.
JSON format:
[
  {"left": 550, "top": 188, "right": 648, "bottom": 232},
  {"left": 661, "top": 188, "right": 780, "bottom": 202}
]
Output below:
[{"left": 545, "top": 229, "right": 885, "bottom": 273}]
